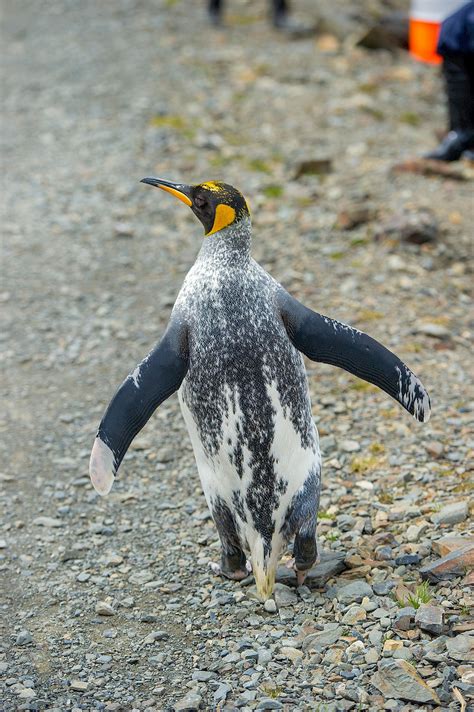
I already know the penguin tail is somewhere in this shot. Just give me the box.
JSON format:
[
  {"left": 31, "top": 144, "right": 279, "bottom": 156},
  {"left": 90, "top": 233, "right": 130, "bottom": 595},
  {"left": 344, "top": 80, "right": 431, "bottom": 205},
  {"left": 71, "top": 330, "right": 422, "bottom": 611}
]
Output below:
[
  {"left": 253, "top": 565, "right": 276, "bottom": 602},
  {"left": 250, "top": 538, "right": 277, "bottom": 601}
]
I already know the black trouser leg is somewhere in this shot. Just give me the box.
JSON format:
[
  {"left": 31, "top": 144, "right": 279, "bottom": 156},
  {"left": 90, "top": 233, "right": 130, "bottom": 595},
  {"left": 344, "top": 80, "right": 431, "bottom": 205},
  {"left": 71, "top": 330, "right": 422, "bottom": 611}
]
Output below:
[
  {"left": 271, "top": 0, "right": 289, "bottom": 25},
  {"left": 443, "top": 54, "right": 474, "bottom": 132},
  {"left": 208, "top": 0, "right": 222, "bottom": 23}
]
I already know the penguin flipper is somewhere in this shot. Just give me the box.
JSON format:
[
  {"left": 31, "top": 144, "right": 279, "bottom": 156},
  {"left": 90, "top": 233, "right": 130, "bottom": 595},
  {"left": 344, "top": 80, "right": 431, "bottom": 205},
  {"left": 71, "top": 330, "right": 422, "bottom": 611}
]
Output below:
[
  {"left": 278, "top": 291, "right": 431, "bottom": 423},
  {"left": 89, "top": 318, "right": 189, "bottom": 495}
]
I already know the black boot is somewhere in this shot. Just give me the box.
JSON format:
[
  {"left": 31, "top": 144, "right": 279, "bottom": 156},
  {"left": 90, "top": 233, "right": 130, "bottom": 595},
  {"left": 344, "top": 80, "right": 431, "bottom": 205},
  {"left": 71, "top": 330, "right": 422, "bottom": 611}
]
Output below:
[
  {"left": 425, "top": 54, "right": 474, "bottom": 161},
  {"left": 424, "top": 130, "right": 474, "bottom": 161}
]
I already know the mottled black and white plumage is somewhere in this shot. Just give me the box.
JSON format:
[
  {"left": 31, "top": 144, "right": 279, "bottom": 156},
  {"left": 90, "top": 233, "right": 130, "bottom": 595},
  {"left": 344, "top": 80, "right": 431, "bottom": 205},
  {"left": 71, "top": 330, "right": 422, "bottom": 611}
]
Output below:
[{"left": 89, "top": 179, "right": 431, "bottom": 600}]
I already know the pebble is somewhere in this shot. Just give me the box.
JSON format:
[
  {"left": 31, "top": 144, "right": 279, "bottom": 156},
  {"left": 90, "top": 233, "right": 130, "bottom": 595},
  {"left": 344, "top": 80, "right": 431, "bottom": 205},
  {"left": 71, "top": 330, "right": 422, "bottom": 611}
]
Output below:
[
  {"left": 174, "top": 692, "right": 202, "bottom": 711},
  {"left": 70, "top": 680, "right": 89, "bottom": 692},
  {"left": 32, "top": 516, "right": 63, "bottom": 528},
  {"left": 255, "top": 699, "right": 284, "bottom": 710},
  {"left": 95, "top": 601, "right": 116, "bottom": 616},
  {"left": 372, "top": 659, "right": 440, "bottom": 703},
  {"left": 273, "top": 583, "right": 297, "bottom": 607},
  {"left": 393, "top": 607, "right": 415, "bottom": 631},
  {"left": 264, "top": 599, "right": 277, "bottom": 613},
  {"left": 16, "top": 631, "right": 33, "bottom": 646},
  {"left": 415, "top": 604, "right": 444, "bottom": 635},
  {"left": 336, "top": 580, "right": 373, "bottom": 604},
  {"left": 431, "top": 501, "right": 469, "bottom": 526}
]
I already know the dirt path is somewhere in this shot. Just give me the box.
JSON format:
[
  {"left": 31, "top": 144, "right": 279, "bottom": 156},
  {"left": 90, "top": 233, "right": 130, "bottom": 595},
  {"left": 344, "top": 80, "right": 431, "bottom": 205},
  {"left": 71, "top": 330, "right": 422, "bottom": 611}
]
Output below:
[{"left": 1, "top": 1, "right": 472, "bottom": 710}]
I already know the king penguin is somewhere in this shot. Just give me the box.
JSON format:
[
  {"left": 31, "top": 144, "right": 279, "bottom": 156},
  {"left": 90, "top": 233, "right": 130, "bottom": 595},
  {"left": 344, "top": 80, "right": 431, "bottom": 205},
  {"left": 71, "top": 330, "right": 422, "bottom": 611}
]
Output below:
[{"left": 89, "top": 178, "right": 431, "bottom": 600}]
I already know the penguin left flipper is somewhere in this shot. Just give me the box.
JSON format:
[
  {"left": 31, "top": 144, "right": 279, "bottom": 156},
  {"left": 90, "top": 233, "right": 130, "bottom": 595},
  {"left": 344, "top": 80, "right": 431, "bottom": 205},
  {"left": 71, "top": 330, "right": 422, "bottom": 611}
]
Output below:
[
  {"left": 278, "top": 290, "right": 431, "bottom": 423},
  {"left": 89, "top": 318, "right": 189, "bottom": 495}
]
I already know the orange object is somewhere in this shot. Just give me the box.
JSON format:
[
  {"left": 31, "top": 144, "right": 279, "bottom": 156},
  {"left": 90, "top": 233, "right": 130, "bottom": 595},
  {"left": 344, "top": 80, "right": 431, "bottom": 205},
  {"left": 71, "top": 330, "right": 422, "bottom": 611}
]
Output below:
[{"left": 409, "top": 17, "right": 442, "bottom": 64}]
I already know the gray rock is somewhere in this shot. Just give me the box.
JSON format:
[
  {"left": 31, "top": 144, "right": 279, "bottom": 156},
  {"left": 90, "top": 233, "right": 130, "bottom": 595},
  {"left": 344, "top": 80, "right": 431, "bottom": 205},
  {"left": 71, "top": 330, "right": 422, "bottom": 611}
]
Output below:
[
  {"left": 371, "top": 659, "right": 440, "bottom": 703},
  {"left": 275, "top": 550, "right": 346, "bottom": 586},
  {"left": 264, "top": 598, "right": 277, "bottom": 613},
  {"left": 415, "top": 604, "right": 444, "bottom": 635},
  {"left": 446, "top": 634, "right": 474, "bottom": 662},
  {"left": 257, "top": 648, "right": 272, "bottom": 665},
  {"left": 191, "top": 670, "right": 217, "bottom": 682},
  {"left": 95, "top": 601, "right": 115, "bottom": 616},
  {"left": 33, "top": 516, "right": 63, "bottom": 528},
  {"left": 336, "top": 580, "right": 373, "bottom": 604},
  {"left": 273, "top": 583, "right": 297, "bottom": 607},
  {"left": 302, "top": 623, "right": 341, "bottom": 652},
  {"left": 431, "top": 501, "right": 468, "bottom": 525},
  {"left": 16, "top": 631, "right": 33, "bottom": 646},
  {"left": 255, "top": 698, "right": 284, "bottom": 710},
  {"left": 393, "top": 607, "right": 415, "bottom": 631},
  {"left": 174, "top": 692, "right": 202, "bottom": 711}
]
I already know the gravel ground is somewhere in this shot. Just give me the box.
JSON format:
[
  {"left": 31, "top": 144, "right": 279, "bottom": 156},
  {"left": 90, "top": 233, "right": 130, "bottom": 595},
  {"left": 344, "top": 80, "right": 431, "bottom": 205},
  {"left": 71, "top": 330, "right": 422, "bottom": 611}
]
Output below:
[{"left": 1, "top": 1, "right": 473, "bottom": 711}]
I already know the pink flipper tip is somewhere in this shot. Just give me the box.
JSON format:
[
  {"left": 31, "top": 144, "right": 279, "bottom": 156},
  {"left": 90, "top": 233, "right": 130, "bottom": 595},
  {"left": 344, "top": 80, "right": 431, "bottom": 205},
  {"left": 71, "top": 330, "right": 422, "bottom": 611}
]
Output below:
[{"left": 89, "top": 438, "right": 115, "bottom": 496}]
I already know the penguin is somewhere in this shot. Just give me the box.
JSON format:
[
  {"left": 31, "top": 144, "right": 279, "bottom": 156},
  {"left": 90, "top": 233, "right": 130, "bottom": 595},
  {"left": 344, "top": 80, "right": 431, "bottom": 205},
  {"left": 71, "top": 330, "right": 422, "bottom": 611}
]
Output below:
[{"left": 89, "top": 178, "right": 431, "bottom": 600}]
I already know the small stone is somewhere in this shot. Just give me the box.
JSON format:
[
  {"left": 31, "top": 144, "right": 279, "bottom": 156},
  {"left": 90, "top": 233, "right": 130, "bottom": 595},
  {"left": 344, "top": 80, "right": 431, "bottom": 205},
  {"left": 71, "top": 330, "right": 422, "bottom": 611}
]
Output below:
[
  {"left": 417, "top": 323, "right": 450, "bottom": 339},
  {"left": 95, "top": 601, "right": 115, "bottom": 616},
  {"left": 406, "top": 521, "right": 430, "bottom": 543},
  {"left": 143, "top": 630, "right": 169, "bottom": 644},
  {"left": 294, "top": 157, "right": 332, "bottom": 178},
  {"left": 393, "top": 607, "right": 416, "bottom": 631},
  {"left": 425, "top": 441, "right": 444, "bottom": 458},
  {"left": 70, "top": 680, "right": 89, "bottom": 692},
  {"left": 273, "top": 583, "right": 297, "bottom": 607},
  {"left": 383, "top": 640, "right": 403, "bottom": 656},
  {"left": 174, "top": 692, "right": 202, "bottom": 711},
  {"left": 446, "top": 634, "right": 474, "bottom": 662},
  {"left": 336, "top": 205, "right": 373, "bottom": 231},
  {"left": 258, "top": 648, "right": 272, "bottom": 665},
  {"left": 191, "top": 670, "right": 217, "bottom": 682},
  {"left": 256, "top": 699, "right": 284, "bottom": 710},
  {"left": 340, "top": 439, "right": 360, "bottom": 452},
  {"left": 432, "top": 535, "right": 474, "bottom": 557},
  {"left": 0, "top": 538, "right": 6, "bottom": 548},
  {"left": 280, "top": 646, "right": 303, "bottom": 662},
  {"left": 18, "top": 688, "right": 36, "bottom": 700},
  {"left": 337, "top": 580, "right": 373, "bottom": 604},
  {"left": 323, "top": 647, "right": 344, "bottom": 664},
  {"left": 372, "top": 659, "right": 440, "bottom": 703},
  {"left": 431, "top": 501, "right": 469, "bottom": 526},
  {"left": 303, "top": 623, "right": 341, "bottom": 652},
  {"left": 374, "top": 208, "right": 439, "bottom": 245},
  {"left": 342, "top": 605, "right": 367, "bottom": 624},
  {"left": 264, "top": 598, "right": 277, "bottom": 613},
  {"left": 16, "top": 630, "right": 33, "bottom": 646},
  {"left": 394, "top": 554, "right": 420, "bottom": 566},
  {"left": 415, "top": 604, "right": 444, "bottom": 635},
  {"left": 420, "top": 543, "right": 474, "bottom": 582},
  {"left": 76, "top": 572, "right": 90, "bottom": 582},
  {"left": 365, "top": 649, "right": 379, "bottom": 664},
  {"left": 33, "top": 516, "right": 63, "bottom": 528}
]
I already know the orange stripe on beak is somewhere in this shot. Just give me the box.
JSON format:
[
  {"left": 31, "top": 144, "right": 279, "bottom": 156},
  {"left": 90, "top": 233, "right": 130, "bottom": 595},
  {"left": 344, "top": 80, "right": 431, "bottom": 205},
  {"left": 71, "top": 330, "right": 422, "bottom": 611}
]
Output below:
[{"left": 158, "top": 184, "right": 192, "bottom": 207}]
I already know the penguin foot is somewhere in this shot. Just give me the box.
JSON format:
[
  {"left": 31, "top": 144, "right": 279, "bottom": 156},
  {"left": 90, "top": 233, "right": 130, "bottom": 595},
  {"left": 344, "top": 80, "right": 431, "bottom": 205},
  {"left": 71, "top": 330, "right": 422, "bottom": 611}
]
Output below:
[{"left": 209, "top": 560, "right": 252, "bottom": 581}]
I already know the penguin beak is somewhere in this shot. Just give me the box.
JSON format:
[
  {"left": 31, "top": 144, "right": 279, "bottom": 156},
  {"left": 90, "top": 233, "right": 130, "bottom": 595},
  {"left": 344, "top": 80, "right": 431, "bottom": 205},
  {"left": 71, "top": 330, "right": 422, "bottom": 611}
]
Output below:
[{"left": 140, "top": 177, "right": 193, "bottom": 207}]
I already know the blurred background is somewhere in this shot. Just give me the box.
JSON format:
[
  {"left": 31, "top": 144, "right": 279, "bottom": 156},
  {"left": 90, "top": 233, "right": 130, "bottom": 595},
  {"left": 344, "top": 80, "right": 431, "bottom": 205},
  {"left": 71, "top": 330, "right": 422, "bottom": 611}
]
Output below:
[{"left": 1, "top": 1, "right": 473, "bottom": 710}]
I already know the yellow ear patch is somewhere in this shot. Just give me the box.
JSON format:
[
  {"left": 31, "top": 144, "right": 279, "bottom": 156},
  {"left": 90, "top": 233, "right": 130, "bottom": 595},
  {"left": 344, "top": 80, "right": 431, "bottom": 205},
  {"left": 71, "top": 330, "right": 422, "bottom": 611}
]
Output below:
[
  {"left": 207, "top": 204, "right": 236, "bottom": 236},
  {"left": 201, "top": 181, "right": 222, "bottom": 192}
]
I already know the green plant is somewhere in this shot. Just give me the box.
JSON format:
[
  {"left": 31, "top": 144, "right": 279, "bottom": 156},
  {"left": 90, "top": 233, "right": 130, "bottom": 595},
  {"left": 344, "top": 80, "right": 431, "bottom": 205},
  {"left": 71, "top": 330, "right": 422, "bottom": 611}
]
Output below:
[{"left": 394, "top": 581, "right": 432, "bottom": 609}]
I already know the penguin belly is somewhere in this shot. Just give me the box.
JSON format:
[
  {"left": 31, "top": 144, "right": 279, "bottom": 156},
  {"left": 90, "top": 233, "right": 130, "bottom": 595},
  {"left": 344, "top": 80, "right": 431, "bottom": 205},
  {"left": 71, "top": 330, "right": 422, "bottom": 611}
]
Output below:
[{"left": 178, "top": 351, "right": 321, "bottom": 599}]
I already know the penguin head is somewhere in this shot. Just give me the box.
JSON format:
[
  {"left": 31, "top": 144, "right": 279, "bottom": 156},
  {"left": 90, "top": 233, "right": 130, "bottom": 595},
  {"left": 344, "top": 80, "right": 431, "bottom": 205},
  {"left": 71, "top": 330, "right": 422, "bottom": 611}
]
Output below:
[{"left": 141, "top": 177, "right": 250, "bottom": 236}]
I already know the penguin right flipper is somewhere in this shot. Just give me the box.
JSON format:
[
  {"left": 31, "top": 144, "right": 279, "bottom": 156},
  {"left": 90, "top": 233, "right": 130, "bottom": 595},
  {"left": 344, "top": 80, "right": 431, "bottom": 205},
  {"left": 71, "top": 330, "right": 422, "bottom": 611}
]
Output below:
[
  {"left": 89, "top": 318, "right": 189, "bottom": 495},
  {"left": 278, "top": 290, "right": 431, "bottom": 423}
]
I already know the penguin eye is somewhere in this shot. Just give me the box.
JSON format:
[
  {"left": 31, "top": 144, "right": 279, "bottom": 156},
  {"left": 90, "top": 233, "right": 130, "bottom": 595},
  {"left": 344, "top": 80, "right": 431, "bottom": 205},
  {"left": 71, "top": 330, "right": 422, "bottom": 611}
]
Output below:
[{"left": 194, "top": 196, "right": 207, "bottom": 210}]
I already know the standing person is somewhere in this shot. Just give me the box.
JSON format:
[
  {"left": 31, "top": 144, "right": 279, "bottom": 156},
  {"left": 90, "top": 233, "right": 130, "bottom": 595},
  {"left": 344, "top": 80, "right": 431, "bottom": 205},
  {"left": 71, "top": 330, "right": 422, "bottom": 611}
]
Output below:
[
  {"left": 425, "top": 1, "right": 474, "bottom": 160},
  {"left": 208, "top": 0, "right": 307, "bottom": 33}
]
